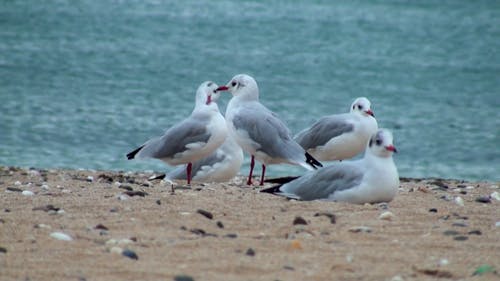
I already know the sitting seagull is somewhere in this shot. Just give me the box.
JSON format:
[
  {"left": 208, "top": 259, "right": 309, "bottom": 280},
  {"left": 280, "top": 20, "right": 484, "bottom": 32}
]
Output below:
[
  {"left": 262, "top": 129, "right": 399, "bottom": 204},
  {"left": 154, "top": 135, "right": 243, "bottom": 183},
  {"left": 126, "top": 81, "right": 227, "bottom": 184},
  {"left": 216, "top": 74, "right": 322, "bottom": 186},
  {"left": 294, "top": 97, "right": 378, "bottom": 161}
]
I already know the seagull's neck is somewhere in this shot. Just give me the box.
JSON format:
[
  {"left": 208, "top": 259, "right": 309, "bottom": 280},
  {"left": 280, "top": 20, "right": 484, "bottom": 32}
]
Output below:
[{"left": 193, "top": 102, "right": 220, "bottom": 114}]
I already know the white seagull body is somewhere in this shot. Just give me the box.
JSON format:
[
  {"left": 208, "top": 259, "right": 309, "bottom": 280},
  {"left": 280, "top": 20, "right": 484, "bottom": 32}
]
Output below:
[
  {"left": 295, "top": 97, "right": 378, "bottom": 161},
  {"left": 126, "top": 81, "right": 227, "bottom": 184},
  {"left": 263, "top": 129, "right": 399, "bottom": 204},
  {"left": 216, "top": 74, "right": 322, "bottom": 185}
]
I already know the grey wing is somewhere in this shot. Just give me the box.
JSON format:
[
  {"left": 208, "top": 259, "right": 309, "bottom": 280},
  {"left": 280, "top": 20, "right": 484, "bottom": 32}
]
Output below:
[
  {"left": 232, "top": 106, "right": 302, "bottom": 159},
  {"left": 280, "top": 162, "right": 364, "bottom": 200},
  {"left": 137, "top": 116, "right": 211, "bottom": 159},
  {"left": 295, "top": 115, "right": 354, "bottom": 150},
  {"left": 168, "top": 151, "right": 226, "bottom": 180}
]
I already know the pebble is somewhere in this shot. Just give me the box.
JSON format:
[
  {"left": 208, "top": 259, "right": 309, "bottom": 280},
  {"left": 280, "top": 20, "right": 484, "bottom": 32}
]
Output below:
[
  {"left": 453, "top": 236, "right": 468, "bottom": 241},
  {"left": 122, "top": 249, "right": 138, "bottom": 260},
  {"left": 22, "top": 190, "right": 35, "bottom": 196},
  {"left": 245, "top": 248, "right": 255, "bottom": 256},
  {"left": 465, "top": 185, "right": 475, "bottom": 190},
  {"left": 475, "top": 196, "right": 491, "bottom": 204},
  {"left": 224, "top": 233, "right": 238, "bottom": 239},
  {"left": 174, "top": 275, "right": 195, "bottom": 281},
  {"left": 439, "top": 259, "right": 449, "bottom": 266},
  {"left": 118, "top": 239, "right": 134, "bottom": 245},
  {"left": 50, "top": 232, "right": 73, "bottom": 241},
  {"left": 41, "top": 184, "right": 50, "bottom": 190},
  {"left": 35, "top": 224, "right": 51, "bottom": 229},
  {"left": 118, "top": 194, "right": 129, "bottom": 201},
  {"left": 468, "top": 230, "right": 482, "bottom": 235},
  {"left": 86, "top": 176, "right": 94, "bottom": 182},
  {"left": 14, "top": 181, "right": 21, "bottom": 186},
  {"left": 110, "top": 246, "right": 123, "bottom": 255},
  {"left": 491, "top": 192, "right": 500, "bottom": 201},
  {"left": 0, "top": 246, "right": 7, "bottom": 254},
  {"left": 349, "top": 226, "right": 372, "bottom": 233},
  {"left": 216, "top": 221, "right": 224, "bottom": 229},
  {"left": 452, "top": 222, "right": 467, "bottom": 227},
  {"left": 429, "top": 208, "right": 438, "bottom": 213},
  {"left": 378, "top": 211, "right": 395, "bottom": 221},
  {"left": 293, "top": 216, "right": 308, "bottom": 225},
  {"left": 313, "top": 212, "right": 336, "bottom": 224},
  {"left": 443, "top": 230, "right": 460, "bottom": 236},
  {"left": 6, "top": 187, "right": 22, "bottom": 192},
  {"left": 496, "top": 221, "right": 500, "bottom": 227},
  {"left": 196, "top": 209, "right": 213, "bottom": 220},
  {"left": 290, "top": 240, "right": 303, "bottom": 250},
  {"left": 454, "top": 197, "right": 464, "bottom": 206},
  {"left": 390, "top": 275, "right": 404, "bottom": 281}
]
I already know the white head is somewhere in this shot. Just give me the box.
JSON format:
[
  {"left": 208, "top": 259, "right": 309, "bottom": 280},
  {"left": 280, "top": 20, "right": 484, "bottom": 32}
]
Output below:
[
  {"left": 367, "top": 129, "right": 397, "bottom": 158},
  {"left": 350, "top": 97, "right": 374, "bottom": 117},
  {"left": 195, "top": 81, "right": 221, "bottom": 107},
  {"left": 216, "top": 74, "right": 259, "bottom": 100}
]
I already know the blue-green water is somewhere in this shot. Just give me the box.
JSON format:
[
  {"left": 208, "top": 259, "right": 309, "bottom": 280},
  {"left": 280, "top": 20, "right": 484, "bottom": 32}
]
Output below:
[{"left": 1, "top": 0, "right": 499, "bottom": 181}]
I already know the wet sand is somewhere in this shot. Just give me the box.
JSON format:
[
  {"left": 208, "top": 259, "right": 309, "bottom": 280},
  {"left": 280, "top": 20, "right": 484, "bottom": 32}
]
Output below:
[{"left": 0, "top": 166, "right": 499, "bottom": 281}]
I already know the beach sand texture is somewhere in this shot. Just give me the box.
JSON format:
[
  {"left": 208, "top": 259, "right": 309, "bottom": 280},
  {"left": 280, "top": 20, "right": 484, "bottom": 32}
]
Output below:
[{"left": 1, "top": 166, "right": 499, "bottom": 281}]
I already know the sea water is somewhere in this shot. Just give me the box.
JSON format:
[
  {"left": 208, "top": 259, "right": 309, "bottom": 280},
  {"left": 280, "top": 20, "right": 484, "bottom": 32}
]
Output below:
[{"left": 1, "top": 0, "right": 499, "bottom": 181}]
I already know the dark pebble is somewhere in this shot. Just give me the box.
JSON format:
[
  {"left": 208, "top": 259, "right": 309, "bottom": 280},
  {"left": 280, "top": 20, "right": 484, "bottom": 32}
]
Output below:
[
  {"left": 118, "top": 185, "right": 133, "bottom": 191},
  {"left": 197, "top": 209, "right": 213, "bottom": 220},
  {"left": 283, "top": 265, "right": 295, "bottom": 271},
  {"left": 33, "top": 204, "right": 60, "bottom": 212},
  {"left": 156, "top": 200, "right": 161, "bottom": 205},
  {"left": 314, "top": 212, "right": 336, "bottom": 224},
  {"left": 457, "top": 184, "right": 466, "bottom": 188},
  {"left": 475, "top": 196, "right": 491, "bottom": 204},
  {"left": 123, "top": 190, "right": 148, "bottom": 197},
  {"left": 4, "top": 209, "right": 10, "bottom": 213},
  {"left": 0, "top": 246, "right": 7, "bottom": 253},
  {"left": 453, "top": 236, "right": 469, "bottom": 241},
  {"left": 6, "top": 187, "right": 23, "bottom": 192},
  {"left": 110, "top": 207, "right": 118, "bottom": 213},
  {"left": 429, "top": 208, "right": 438, "bottom": 213},
  {"left": 216, "top": 221, "right": 224, "bottom": 228},
  {"left": 95, "top": 224, "right": 109, "bottom": 231},
  {"left": 0, "top": 219, "right": 5, "bottom": 224},
  {"left": 122, "top": 249, "right": 138, "bottom": 260},
  {"left": 180, "top": 226, "right": 187, "bottom": 231},
  {"left": 245, "top": 248, "right": 255, "bottom": 256},
  {"left": 460, "top": 191, "right": 467, "bottom": 195},
  {"left": 174, "top": 275, "right": 195, "bottom": 281},
  {"left": 224, "top": 233, "right": 238, "bottom": 239},
  {"left": 468, "top": 230, "right": 482, "bottom": 235},
  {"left": 452, "top": 223, "right": 468, "bottom": 227},
  {"left": 452, "top": 213, "right": 468, "bottom": 220},
  {"left": 98, "top": 174, "right": 114, "bottom": 183},
  {"left": 443, "top": 230, "right": 460, "bottom": 236},
  {"left": 293, "top": 216, "right": 308, "bottom": 225},
  {"left": 429, "top": 180, "right": 448, "bottom": 189},
  {"left": 190, "top": 228, "right": 217, "bottom": 237}
]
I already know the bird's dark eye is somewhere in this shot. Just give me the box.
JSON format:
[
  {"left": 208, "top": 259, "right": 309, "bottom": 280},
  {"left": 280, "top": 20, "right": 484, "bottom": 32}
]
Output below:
[
  {"left": 375, "top": 139, "right": 382, "bottom": 146},
  {"left": 231, "top": 81, "right": 237, "bottom": 87}
]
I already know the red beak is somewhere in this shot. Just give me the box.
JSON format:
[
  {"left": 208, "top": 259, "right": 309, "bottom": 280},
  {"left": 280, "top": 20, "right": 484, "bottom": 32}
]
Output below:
[
  {"left": 385, "top": 145, "right": 397, "bottom": 153},
  {"left": 205, "top": 95, "right": 212, "bottom": 105},
  {"left": 216, "top": 85, "right": 229, "bottom": 92},
  {"left": 365, "top": 109, "right": 374, "bottom": 117}
]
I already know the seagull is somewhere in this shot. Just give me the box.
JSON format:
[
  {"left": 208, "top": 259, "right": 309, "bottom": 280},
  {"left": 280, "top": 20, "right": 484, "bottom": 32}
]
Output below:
[
  {"left": 155, "top": 135, "right": 244, "bottom": 183},
  {"left": 216, "top": 74, "right": 322, "bottom": 186},
  {"left": 126, "top": 81, "right": 227, "bottom": 185},
  {"left": 294, "top": 97, "right": 378, "bottom": 161},
  {"left": 261, "top": 129, "right": 399, "bottom": 204}
]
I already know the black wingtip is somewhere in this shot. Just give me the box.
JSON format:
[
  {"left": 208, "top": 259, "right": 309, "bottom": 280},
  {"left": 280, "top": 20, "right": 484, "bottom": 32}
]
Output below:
[
  {"left": 305, "top": 152, "right": 323, "bottom": 169},
  {"left": 149, "top": 174, "right": 166, "bottom": 181},
  {"left": 126, "top": 145, "right": 144, "bottom": 160},
  {"left": 264, "top": 176, "right": 300, "bottom": 184},
  {"left": 260, "top": 184, "right": 283, "bottom": 194}
]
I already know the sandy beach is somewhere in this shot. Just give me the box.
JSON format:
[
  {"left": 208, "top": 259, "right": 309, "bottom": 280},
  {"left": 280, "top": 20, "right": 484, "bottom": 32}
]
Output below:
[{"left": 0, "top": 166, "right": 499, "bottom": 281}]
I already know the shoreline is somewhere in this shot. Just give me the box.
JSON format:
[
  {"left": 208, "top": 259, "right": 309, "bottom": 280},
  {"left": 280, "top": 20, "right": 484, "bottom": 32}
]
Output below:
[{"left": 1, "top": 166, "right": 499, "bottom": 280}]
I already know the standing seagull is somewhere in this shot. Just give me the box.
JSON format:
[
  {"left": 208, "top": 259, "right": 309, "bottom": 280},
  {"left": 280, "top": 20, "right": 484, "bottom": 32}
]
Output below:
[
  {"left": 294, "top": 97, "right": 378, "bottom": 161},
  {"left": 159, "top": 135, "right": 244, "bottom": 182},
  {"left": 126, "top": 81, "right": 227, "bottom": 184},
  {"left": 262, "top": 129, "right": 399, "bottom": 204},
  {"left": 216, "top": 74, "right": 322, "bottom": 186}
]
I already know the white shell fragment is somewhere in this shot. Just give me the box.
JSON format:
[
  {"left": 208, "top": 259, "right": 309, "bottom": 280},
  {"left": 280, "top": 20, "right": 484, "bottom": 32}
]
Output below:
[
  {"left": 22, "top": 190, "right": 35, "bottom": 196},
  {"left": 490, "top": 191, "right": 500, "bottom": 201},
  {"left": 454, "top": 196, "right": 464, "bottom": 207}
]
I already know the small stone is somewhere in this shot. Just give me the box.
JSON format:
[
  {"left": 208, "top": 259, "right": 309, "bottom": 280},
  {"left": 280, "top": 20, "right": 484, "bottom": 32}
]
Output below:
[
  {"left": 110, "top": 207, "right": 118, "bottom": 213},
  {"left": 452, "top": 222, "right": 467, "bottom": 227},
  {"left": 465, "top": 185, "right": 475, "bottom": 190},
  {"left": 314, "top": 212, "right": 336, "bottom": 224},
  {"left": 41, "top": 184, "right": 49, "bottom": 190},
  {"left": 468, "top": 230, "right": 482, "bottom": 235},
  {"left": 95, "top": 224, "right": 109, "bottom": 231},
  {"left": 290, "top": 240, "right": 302, "bottom": 250},
  {"left": 50, "top": 232, "right": 73, "bottom": 241},
  {"left": 349, "top": 226, "right": 372, "bottom": 233},
  {"left": 0, "top": 246, "right": 7, "bottom": 254},
  {"left": 86, "top": 176, "right": 94, "bottom": 182},
  {"left": 429, "top": 208, "right": 438, "bottom": 213},
  {"left": 378, "top": 211, "right": 395, "bottom": 221},
  {"left": 453, "top": 236, "right": 468, "bottom": 241},
  {"left": 245, "top": 248, "right": 255, "bottom": 256},
  {"left": 496, "top": 221, "right": 500, "bottom": 227},
  {"left": 118, "top": 239, "right": 134, "bottom": 245},
  {"left": 14, "top": 181, "right": 21, "bottom": 186},
  {"left": 390, "top": 275, "right": 404, "bottom": 281},
  {"left": 224, "top": 233, "right": 238, "bottom": 239},
  {"left": 118, "top": 194, "right": 129, "bottom": 201},
  {"left": 443, "top": 230, "right": 460, "bottom": 236},
  {"left": 197, "top": 209, "right": 213, "bottom": 220},
  {"left": 35, "top": 223, "right": 51, "bottom": 229},
  {"left": 6, "top": 187, "right": 22, "bottom": 192},
  {"left": 110, "top": 246, "right": 123, "bottom": 255},
  {"left": 22, "top": 190, "right": 35, "bottom": 196},
  {"left": 156, "top": 199, "right": 161, "bottom": 205},
  {"left": 293, "top": 216, "right": 308, "bottom": 225},
  {"left": 475, "top": 196, "right": 491, "bottom": 204},
  {"left": 283, "top": 265, "right": 295, "bottom": 271},
  {"left": 105, "top": 239, "right": 117, "bottom": 246},
  {"left": 454, "top": 197, "right": 464, "bottom": 206},
  {"left": 122, "top": 249, "right": 138, "bottom": 260},
  {"left": 57, "top": 209, "right": 65, "bottom": 215},
  {"left": 123, "top": 190, "right": 148, "bottom": 197},
  {"left": 491, "top": 192, "right": 500, "bottom": 201},
  {"left": 216, "top": 221, "right": 224, "bottom": 228},
  {"left": 439, "top": 259, "right": 449, "bottom": 266},
  {"left": 174, "top": 275, "right": 195, "bottom": 281}
]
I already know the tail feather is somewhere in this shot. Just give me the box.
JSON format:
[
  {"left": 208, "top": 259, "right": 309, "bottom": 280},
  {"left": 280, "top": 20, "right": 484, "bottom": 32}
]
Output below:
[
  {"left": 148, "top": 174, "right": 166, "bottom": 181},
  {"left": 305, "top": 152, "right": 322, "bottom": 169},
  {"left": 126, "top": 145, "right": 145, "bottom": 160},
  {"left": 260, "top": 184, "right": 283, "bottom": 194},
  {"left": 264, "top": 176, "right": 299, "bottom": 184}
]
